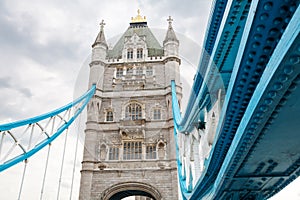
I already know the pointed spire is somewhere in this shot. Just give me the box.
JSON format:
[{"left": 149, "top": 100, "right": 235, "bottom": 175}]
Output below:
[
  {"left": 92, "top": 20, "right": 108, "bottom": 48},
  {"left": 163, "top": 16, "right": 179, "bottom": 44}
]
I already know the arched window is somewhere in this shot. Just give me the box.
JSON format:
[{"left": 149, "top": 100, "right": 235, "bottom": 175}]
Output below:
[
  {"left": 153, "top": 109, "right": 161, "bottom": 120},
  {"left": 109, "top": 146, "right": 119, "bottom": 160},
  {"left": 116, "top": 68, "right": 123, "bottom": 78},
  {"left": 123, "top": 141, "right": 142, "bottom": 160},
  {"left": 146, "top": 66, "right": 153, "bottom": 76},
  {"left": 106, "top": 111, "right": 113, "bottom": 122},
  {"left": 125, "top": 103, "right": 142, "bottom": 120},
  {"left": 127, "top": 48, "right": 133, "bottom": 59},
  {"left": 137, "top": 48, "right": 143, "bottom": 59},
  {"left": 136, "top": 67, "right": 143, "bottom": 75},
  {"left": 146, "top": 145, "right": 156, "bottom": 159}
]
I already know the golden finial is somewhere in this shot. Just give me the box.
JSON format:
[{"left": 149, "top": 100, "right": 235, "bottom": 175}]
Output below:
[{"left": 131, "top": 9, "right": 147, "bottom": 23}]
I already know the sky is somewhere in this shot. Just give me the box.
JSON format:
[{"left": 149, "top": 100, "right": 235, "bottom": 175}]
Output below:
[{"left": 0, "top": 0, "right": 299, "bottom": 199}]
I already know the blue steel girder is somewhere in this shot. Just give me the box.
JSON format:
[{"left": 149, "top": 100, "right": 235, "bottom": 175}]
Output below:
[
  {"left": 188, "top": 0, "right": 300, "bottom": 199},
  {"left": 203, "top": 0, "right": 228, "bottom": 56},
  {"left": 211, "top": 0, "right": 250, "bottom": 91},
  {"left": 212, "top": 6, "right": 300, "bottom": 199},
  {"left": 178, "top": 0, "right": 228, "bottom": 132},
  {"left": 176, "top": 0, "right": 251, "bottom": 133}
]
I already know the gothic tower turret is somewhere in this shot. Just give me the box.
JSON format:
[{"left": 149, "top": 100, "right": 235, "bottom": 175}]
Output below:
[
  {"left": 163, "top": 16, "right": 181, "bottom": 86},
  {"left": 80, "top": 22, "right": 108, "bottom": 198},
  {"left": 89, "top": 20, "right": 108, "bottom": 89}
]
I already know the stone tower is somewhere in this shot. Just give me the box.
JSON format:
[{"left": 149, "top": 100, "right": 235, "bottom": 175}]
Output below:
[{"left": 79, "top": 10, "right": 181, "bottom": 200}]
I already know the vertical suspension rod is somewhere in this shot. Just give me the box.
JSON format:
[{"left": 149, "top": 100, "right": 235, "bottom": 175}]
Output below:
[
  {"left": 57, "top": 109, "right": 71, "bottom": 200},
  {"left": 18, "top": 159, "right": 28, "bottom": 200},
  {"left": 69, "top": 114, "right": 81, "bottom": 200},
  {"left": 40, "top": 117, "right": 55, "bottom": 200},
  {"left": 0, "top": 131, "right": 5, "bottom": 159}
]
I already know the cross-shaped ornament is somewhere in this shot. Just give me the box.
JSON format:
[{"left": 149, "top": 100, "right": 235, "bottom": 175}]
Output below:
[
  {"left": 167, "top": 16, "right": 173, "bottom": 25},
  {"left": 100, "top": 19, "right": 106, "bottom": 30}
]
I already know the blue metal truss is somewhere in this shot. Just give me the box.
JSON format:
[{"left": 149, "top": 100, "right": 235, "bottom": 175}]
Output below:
[{"left": 0, "top": 85, "right": 96, "bottom": 172}]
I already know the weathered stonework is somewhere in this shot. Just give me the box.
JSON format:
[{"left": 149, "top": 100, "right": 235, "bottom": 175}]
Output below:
[{"left": 79, "top": 12, "right": 181, "bottom": 200}]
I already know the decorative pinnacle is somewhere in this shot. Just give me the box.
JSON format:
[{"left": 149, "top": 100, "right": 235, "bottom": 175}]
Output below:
[
  {"left": 100, "top": 19, "right": 105, "bottom": 31},
  {"left": 131, "top": 9, "right": 147, "bottom": 23}
]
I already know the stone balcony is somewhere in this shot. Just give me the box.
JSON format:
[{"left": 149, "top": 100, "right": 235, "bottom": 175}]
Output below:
[
  {"left": 119, "top": 118, "right": 146, "bottom": 139},
  {"left": 119, "top": 118, "right": 146, "bottom": 127},
  {"left": 122, "top": 74, "right": 146, "bottom": 88},
  {"left": 113, "top": 74, "right": 146, "bottom": 90}
]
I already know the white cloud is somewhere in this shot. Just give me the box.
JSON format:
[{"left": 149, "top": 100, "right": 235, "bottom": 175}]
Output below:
[{"left": 0, "top": 0, "right": 298, "bottom": 199}]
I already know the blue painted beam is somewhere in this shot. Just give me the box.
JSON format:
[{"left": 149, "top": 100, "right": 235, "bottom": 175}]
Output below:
[
  {"left": 176, "top": 0, "right": 229, "bottom": 133},
  {"left": 175, "top": 0, "right": 251, "bottom": 134},
  {"left": 209, "top": 5, "right": 300, "bottom": 198},
  {"left": 178, "top": 0, "right": 300, "bottom": 199},
  {"left": 0, "top": 85, "right": 96, "bottom": 172}
]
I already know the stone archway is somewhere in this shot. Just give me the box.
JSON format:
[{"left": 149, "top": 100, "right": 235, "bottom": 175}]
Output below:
[{"left": 100, "top": 182, "right": 162, "bottom": 200}]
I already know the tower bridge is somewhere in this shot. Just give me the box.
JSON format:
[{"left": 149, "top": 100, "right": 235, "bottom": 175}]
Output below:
[{"left": 0, "top": 1, "right": 299, "bottom": 200}]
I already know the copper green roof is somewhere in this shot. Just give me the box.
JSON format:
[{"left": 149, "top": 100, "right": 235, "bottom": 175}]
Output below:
[{"left": 108, "top": 24, "right": 164, "bottom": 59}]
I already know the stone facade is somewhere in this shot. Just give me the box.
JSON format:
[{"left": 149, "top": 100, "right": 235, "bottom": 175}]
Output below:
[{"left": 79, "top": 11, "right": 181, "bottom": 200}]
